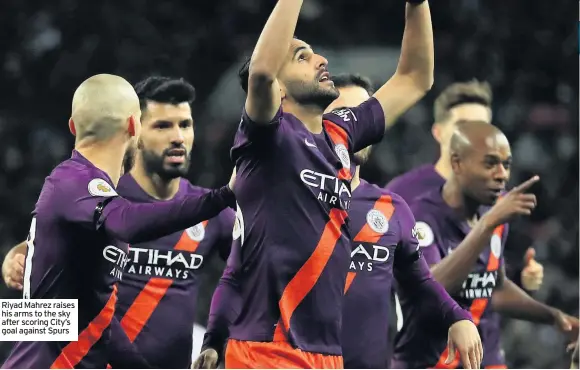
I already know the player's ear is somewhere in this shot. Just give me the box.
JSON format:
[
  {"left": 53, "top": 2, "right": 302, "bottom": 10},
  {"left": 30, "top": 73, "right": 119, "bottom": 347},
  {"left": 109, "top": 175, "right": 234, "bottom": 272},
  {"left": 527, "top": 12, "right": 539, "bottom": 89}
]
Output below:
[
  {"left": 431, "top": 123, "right": 442, "bottom": 144},
  {"left": 450, "top": 152, "right": 461, "bottom": 173},
  {"left": 68, "top": 118, "right": 76, "bottom": 136},
  {"left": 127, "top": 116, "right": 136, "bottom": 137}
]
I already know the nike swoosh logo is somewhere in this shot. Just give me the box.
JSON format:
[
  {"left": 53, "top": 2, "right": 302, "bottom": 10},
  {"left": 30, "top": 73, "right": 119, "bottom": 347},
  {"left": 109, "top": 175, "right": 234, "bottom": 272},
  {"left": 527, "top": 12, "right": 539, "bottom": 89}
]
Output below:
[{"left": 304, "top": 138, "right": 317, "bottom": 148}]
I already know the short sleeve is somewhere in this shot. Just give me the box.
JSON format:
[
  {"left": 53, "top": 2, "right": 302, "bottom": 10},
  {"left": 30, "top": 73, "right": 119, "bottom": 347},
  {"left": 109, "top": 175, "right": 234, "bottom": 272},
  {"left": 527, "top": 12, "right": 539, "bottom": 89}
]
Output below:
[
  {"left": 56, "top": 175, "right": 119, "bottom": 230},
  {"left": 393, "top": 195, "right": 420, "bottom": 261},
  {"left": 230, "top": 106, "right": 283, "bottom": 163},
  {"left": 217, "top": 208, "right": 236, "bottom": 261},
  {"left": 324, "top": 97, "right": 385, "bottom": 152},
  {"left": 409, "top": 203, "right": 444, "bottom": 265}
]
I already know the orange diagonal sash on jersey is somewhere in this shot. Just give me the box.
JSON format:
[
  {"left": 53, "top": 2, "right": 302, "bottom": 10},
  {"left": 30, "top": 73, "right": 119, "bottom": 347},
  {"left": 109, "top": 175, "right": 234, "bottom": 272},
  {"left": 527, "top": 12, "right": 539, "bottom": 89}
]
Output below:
[
  {"left": 344, "top": 195, "right": 395, "bottom": 294},
  {"left": 273, "top": 209, "right": 348, "bottom": 341},
  {"left": 119, "top": 220, "right": 208, "bottom": 342},
  {"left": 51, "top": 286, "right": 118, "bottom": 369},
  {"left": 323, "top": 120, "right": 352, "bottom": 181},
  {"left": 433, "top": 224, "right": 505, "bottom": 369}
]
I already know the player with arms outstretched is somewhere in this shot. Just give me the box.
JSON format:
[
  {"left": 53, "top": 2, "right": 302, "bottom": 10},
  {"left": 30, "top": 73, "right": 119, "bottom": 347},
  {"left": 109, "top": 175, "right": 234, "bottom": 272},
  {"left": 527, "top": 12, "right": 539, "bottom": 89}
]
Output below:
[
  {"left": 225, "top": 0, "right": 446, "bottom": 367},
  {"left": 393, "top": 121, "right": 578, "bottom": 369},
  {"left": 1, "top": 75, "right": 235, "bottom": 369}
]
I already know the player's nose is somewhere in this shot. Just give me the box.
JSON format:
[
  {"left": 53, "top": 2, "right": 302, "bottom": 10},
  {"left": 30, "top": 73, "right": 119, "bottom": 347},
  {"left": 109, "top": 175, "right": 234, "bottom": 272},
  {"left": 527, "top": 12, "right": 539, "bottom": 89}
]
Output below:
[
  {"left": 170, "top": 127, "right": 185, "bottom": 145},
  {"left": 315, "top": 54, "right": 329, "bottom": 70}
]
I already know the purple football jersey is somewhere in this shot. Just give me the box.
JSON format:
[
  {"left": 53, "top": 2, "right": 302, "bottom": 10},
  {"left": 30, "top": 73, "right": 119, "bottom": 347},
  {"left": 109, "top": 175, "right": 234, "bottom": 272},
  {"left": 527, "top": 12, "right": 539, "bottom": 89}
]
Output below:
[
  {"left": 228, "top": 98, "right": 385, "bottom": 356},
  {"left": 3, "top": 151, "right": 129, "bottom": 369},
  {"left": 109, "top": 175, "right": 235, "bottom": 369},
  {"left": 392, "top": 188, "right": 508, "bottom": 369},
  {"left": 385, "top": 164, "right": 444, "bottom": 204}
]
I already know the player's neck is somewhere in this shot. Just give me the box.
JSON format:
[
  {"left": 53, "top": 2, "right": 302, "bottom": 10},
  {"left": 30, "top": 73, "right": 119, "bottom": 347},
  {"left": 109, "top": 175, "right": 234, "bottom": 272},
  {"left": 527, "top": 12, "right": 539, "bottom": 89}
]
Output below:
[
  {"left": 75, "top": 141, "right": 123, "bottom": 186},
  {"left": 351, "top": 166, "right": 361, "bottom": 191},
  {"left": 442, "top": 180, "right": 480, "bottom": 222},
  {"left": 434, "top": 152, "right": 452, "bottom": 179},
  {"left": 283, "top": 100, "right": 324, "bottom": 133},
  {"left": 130, "top": 161, "right": 181, "bottom": 200}
]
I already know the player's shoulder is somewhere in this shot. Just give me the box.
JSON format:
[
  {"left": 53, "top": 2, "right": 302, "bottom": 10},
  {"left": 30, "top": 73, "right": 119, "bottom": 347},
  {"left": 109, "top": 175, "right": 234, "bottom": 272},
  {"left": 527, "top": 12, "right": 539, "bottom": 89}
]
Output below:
[
  {"left": 408, "top": 188, "right": 441, "bottom": 218},
  {"left": 386, "top": 164, "right": 434, "bottom": 189},
  {"left": 48, "top": 158, "right": 117, "bottom": 197}
]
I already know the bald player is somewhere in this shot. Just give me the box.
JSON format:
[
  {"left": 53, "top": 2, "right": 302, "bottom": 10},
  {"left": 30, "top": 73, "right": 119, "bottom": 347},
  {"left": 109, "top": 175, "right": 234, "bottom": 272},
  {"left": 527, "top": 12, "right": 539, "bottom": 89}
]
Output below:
[
  {"left": 392, "top": 121, "right": 579, "bottom": 369},
  {"left": 1, "top": 74, "right": 235, "bottom": 369}
]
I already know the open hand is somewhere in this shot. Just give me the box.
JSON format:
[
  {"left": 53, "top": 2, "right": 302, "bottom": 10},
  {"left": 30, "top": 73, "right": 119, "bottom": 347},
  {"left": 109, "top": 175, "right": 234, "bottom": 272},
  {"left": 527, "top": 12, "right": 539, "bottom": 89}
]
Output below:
[{"left": 445, "top": 320, "right": 483, "bottom": 369}]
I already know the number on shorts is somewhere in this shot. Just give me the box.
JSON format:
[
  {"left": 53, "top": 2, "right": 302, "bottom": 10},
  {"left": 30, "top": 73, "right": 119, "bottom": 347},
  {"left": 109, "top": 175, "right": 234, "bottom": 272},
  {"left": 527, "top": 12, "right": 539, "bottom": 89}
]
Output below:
[{"left": 22, "top": 217, "right": 36, "bottom": 299}]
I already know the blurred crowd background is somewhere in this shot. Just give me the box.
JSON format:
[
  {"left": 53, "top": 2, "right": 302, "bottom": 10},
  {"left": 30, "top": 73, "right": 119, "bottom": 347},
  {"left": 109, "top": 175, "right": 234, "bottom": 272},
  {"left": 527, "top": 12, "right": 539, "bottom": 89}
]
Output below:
[{"left": 0, "top": 0, "right": 577, "bottom": 368}]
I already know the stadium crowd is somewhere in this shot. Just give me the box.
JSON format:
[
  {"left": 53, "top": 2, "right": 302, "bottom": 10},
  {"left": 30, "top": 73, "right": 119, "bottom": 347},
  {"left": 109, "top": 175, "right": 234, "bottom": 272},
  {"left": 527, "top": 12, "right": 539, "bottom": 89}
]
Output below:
[{"left": 0, "top": 0, "right": 576, "bottom": 368}]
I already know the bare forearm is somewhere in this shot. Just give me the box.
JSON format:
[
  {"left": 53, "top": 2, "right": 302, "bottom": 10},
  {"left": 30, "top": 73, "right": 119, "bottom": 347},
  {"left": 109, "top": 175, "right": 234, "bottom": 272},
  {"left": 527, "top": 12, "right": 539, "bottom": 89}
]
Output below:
[
  {"left": 395, "top": 1, "right": 434, "bottom": 89},
  {"left": 431, "top": 221, "right": 495, "bottom": 292},
  {"left": 250, "top": 0, "right": 302, "bottom": 76},
  {"left": 491, "top": 278, "right": 556, "bottom": 324}
]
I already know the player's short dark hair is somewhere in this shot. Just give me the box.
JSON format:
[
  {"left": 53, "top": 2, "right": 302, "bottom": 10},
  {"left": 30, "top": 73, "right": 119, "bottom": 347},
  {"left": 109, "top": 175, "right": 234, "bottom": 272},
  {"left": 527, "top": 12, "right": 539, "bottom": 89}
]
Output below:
[
  {"left": 134, "top": 76, "right": 196, "bottom": 113},
  {"left": 332, "top": 73, "right": 375, "bottom": 95},
  {"left": 433, "top": 80, "right": 492, "bottom": 124}
]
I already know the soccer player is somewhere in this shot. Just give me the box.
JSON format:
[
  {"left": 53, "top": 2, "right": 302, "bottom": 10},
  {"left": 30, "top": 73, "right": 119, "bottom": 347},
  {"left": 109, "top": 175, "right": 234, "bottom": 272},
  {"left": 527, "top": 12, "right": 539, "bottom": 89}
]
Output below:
[
  {"left": 385, "top": 80, "right": 544, "bottom": 293},
  {"left": 1, "top": 74, "right": 235, "bottom": 369},
  {"left": 2, "top": 76, "right": 236, "bottom": 369},
  {"left": 196, "top": 74, "right": 483, "bottom": 369},
  {"left": 327, "top": 75, "right": 478, "bottom": 368},
  {"left": 225, "top": 0, "right": 441, "bottom": 366},
  {"left": 392, "top": 121, "right": 579, "bottom": 369}
]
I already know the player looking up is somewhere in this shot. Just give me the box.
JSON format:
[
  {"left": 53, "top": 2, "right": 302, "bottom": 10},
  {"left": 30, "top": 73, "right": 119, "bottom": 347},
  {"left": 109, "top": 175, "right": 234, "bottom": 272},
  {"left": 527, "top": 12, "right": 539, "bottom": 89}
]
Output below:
[{"left": 225, "top": 0, "right": 436, "bottom": 367}]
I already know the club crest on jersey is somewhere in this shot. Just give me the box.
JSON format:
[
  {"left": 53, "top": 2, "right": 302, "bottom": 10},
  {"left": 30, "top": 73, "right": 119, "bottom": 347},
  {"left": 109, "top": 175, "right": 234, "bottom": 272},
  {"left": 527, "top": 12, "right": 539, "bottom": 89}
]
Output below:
[
  {"left": 490, "top": 234, "right": 502, "bottom": 258},
  {"left": 366, "top": 209, "right": 389, "bottom": 234},
  {"left": 414, "top": 221, "right": 434, "bottom": 247},
  {"left": 88, "top": 178, "right": 118, "bottom": 197},
  {"left": 334, "top": 143, "right": 350, "bottom": 169},
  {"left": 186, "top": 223, "right": 206, "bottom": 242}
]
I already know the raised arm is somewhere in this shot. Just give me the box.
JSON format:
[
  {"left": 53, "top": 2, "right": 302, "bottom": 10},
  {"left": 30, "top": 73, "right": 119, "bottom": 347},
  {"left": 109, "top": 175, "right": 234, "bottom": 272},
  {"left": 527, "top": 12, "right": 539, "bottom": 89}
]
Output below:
[
  {"left": 426, "top": 177, "right": 538, "bottom": 292},
  {"left": 373, "top": 0, "right": 434, "bottom": 129},
  {"left": 245, "top": 0, "right": 303, "bottom": 124}
]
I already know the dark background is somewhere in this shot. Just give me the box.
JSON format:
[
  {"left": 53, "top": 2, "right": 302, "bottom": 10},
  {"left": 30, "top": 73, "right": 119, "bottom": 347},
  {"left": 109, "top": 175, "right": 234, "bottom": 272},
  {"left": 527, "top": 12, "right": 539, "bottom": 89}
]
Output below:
[{"left": 0, "top": 0, "right": 577, "bottom": 368}]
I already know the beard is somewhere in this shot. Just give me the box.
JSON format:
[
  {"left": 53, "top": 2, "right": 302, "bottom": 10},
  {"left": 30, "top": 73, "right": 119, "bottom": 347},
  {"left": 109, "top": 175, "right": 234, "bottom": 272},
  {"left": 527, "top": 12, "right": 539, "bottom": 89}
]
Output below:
[
  {"left": 122, "top": 142, "right": 137, "bottom": 175},
  {"left": 285, "top": 79, "right": 339, "bottom": 111},
  {"left": 140, "top": 140, "right": 191, "bottom": 181}
]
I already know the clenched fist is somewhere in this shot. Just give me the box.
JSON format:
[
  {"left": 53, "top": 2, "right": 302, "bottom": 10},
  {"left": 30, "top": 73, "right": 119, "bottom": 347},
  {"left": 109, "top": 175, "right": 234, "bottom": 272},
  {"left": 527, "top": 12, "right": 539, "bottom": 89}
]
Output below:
[
  {"left": 521, "top": 247, "right": 543, "bottom": 291},
  {"left": 192, "top": 348, "right": 219, "bottom": 369},
  {"left": 2, "top": 250, "right": 25, "bottom": 290},
  {"left": 445, "top": 320, "right": 483, "bottom": 369}
]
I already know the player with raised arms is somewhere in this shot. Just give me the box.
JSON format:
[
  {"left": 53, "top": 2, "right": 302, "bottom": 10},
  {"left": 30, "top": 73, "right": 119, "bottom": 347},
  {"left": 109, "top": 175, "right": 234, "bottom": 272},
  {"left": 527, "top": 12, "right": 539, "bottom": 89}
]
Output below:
[
  {"left": 392, "top": 121, "right": 579, "bottom": 369},
  {"left": 208, "top": 3, "right": 489, "bottom": 362},
  {"left": 1, "top": 74, "right": 235, "bottom": 369},
  {"left": 224, "top": 0, "right": 448, "bottom": 366}
]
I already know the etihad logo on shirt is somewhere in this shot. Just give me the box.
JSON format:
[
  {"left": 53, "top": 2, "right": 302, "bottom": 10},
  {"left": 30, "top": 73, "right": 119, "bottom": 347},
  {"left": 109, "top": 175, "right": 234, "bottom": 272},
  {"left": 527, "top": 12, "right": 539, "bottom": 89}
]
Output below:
[
  {"left": 299, "top": 169, "right": 351, "bottom": 210},
  {"left": 460, "top": 271, "right": 498, "bottom": 299},
  {"left": 124, "top": 248, "right": 204, "bottom": 280},
  {"left": 103, "top": 245, "right": 129, "bottom": 280},
  {"left": 350, "top": 243, "right": 391, "bottom": 272}
]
